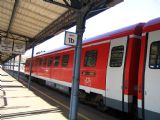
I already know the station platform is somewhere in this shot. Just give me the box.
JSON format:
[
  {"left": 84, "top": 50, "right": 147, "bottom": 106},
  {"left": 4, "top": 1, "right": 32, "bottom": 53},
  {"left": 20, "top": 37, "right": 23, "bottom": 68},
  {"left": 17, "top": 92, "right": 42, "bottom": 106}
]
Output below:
[{"left": 0, "top": 68, "right": 70, "bottom": 120}]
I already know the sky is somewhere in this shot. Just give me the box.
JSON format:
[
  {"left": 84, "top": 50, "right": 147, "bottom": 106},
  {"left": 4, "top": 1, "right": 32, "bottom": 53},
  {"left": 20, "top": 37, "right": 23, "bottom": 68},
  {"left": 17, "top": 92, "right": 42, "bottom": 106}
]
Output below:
[{"left": 23, "top": 0, "right": 160, "bottom": 58}]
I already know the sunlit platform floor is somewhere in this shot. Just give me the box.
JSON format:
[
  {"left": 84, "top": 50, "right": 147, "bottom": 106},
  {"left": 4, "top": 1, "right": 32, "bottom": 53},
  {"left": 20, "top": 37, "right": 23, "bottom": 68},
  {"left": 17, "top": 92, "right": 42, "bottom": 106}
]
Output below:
[{"left": 0, "top": 68, "right": 68, "bottom": 120}]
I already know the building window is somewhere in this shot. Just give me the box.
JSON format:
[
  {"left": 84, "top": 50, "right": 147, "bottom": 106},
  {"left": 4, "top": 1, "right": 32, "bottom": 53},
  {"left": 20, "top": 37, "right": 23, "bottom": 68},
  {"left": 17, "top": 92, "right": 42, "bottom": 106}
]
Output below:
[
  {"left": 62, "top": 55, "right": 69, "bottom": 67},
  {"left": 149, "top": 41, "right": 160, "bottom": 69},
  {"left": 47, "top": 57, "right": 53, "bottom": 66},
  {"left": 54, "top": 56, "right": 60, "bottom": 67},
  {"left": 110, "top": 46, "right": 124, "bottom": 67},
  {"left": 84, "top": 50, "right": 97, "bottom": 67}
]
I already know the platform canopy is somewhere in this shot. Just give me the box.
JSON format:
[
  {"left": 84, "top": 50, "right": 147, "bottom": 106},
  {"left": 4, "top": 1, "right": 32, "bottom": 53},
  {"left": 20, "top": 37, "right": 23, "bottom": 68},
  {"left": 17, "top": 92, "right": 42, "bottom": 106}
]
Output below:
[{"left": 0, "top": 0, "right": 123, "bottom": 64}]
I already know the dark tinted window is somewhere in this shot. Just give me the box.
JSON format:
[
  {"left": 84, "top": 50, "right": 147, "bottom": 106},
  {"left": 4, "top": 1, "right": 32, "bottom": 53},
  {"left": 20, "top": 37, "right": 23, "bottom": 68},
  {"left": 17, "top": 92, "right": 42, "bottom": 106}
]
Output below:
[
  {"left": 39, "top": 58, "right": 43, "bottom": 66},
  {"left": 62, "top": 55, "right": 69, "bottom": 67},
  {"left": 54, "top": 56, "right": 60, "bottom": 67},
  {"left": 25, "top": 60, "right": 29, "bottom": 66},
  {"left": 110, "top": 46, "right": 124, "bottom": 67},
  {"left": 84, "top": 50, "right": 97, "bottom": 67},
  {"left": 28, "top": 60, "right": 31, "bottom": 66},
  {"left": 149, "top": 41, "right": 160, "bottom": 69},
  {"left": 47, "top": 57, "right": 53, "bottom": 66},
  {"left": 43, "top": 58, "right": 47, "bottom": 66},
  {"left": 36, "top": 59, "right": 39, "bottom": 66},
  {"left": 32, "top": 60, "right": 34, "bottom": 66}
]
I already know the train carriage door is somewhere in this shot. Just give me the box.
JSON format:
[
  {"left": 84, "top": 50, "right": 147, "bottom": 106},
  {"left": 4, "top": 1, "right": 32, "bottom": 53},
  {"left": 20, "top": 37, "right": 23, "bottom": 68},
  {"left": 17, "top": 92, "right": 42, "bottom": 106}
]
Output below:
[
  {"left": 144, "top": 30, "right": 160, "bottom": 120},
  {"left": 105, "top": 36, "right": 128, "bottom": 111}
]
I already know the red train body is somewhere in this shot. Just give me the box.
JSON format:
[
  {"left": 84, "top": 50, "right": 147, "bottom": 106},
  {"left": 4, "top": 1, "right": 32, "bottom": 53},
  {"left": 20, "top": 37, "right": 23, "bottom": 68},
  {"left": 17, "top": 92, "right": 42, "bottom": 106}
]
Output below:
[{"left": 25, "top": 17, "right": 160, "bottom": 120}]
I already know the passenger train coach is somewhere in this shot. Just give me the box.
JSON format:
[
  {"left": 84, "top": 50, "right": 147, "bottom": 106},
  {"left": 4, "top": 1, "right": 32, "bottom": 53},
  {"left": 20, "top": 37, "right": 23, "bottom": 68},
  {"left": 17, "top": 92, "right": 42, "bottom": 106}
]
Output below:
[{"left": 25, "top": 17, "right": 160, "bottom": 120}]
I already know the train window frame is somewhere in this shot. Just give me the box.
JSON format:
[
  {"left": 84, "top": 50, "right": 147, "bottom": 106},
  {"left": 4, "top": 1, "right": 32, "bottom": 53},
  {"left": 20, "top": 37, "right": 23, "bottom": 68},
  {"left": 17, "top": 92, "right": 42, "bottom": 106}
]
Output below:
[
  {"left": 84, "top": 50, "right": 97, "bottom": 67},
  {"left": 47, "top": 57, "right": 53, "bottom": 67},
  {"left": 149, "top": 41, "right": 160, "bottom": 69},
  {"left": 62, "top": 54, "right": 69, "bottom": 67},
  {"left": 109, "top": 46, "right": 124, "bottom": 67},
  {"left": 53, "top": 56, "right": 60, "bottom": 67}
]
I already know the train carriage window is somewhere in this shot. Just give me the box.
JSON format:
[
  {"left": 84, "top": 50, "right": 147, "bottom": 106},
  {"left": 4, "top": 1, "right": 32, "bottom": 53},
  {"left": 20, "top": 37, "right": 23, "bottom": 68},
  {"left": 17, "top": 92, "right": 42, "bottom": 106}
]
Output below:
[
  {"left": 54, "top": 56, "right": 60, "bottom": 67},
  {"left": 84, "top": 50, "right": 97, "bottom": 67},
  {"left": 62, "top": 54, "right": 69, "bottom": 67},
  {"left": 28, "top": 60, "right": 31, "bottom": 66},
  {"left": 48, "top": 57, "right": 53, "bottom": 66},
  {"left": 110, "top": 46, "right": 124, "bottom": 67},
  {"left": 33, "top": 60, "right": 35, "bottom": 66},
  {"left": 25, "top": 60, "right": 29, "bottom": 66},
  {"left": 149, "top": 41, "right": 160, "bottom": 69},
  {"left": 39, "top": 58, "right": 43, "bottom": 66},
  {"left": 43, "top": 58, "right": 47, "bottom": 66},
  {"left": 34, "top": 60, "right": 36, "bottom": 66},
  {"left": 36, "top": 59, "right": 39, "bottom": 66}
]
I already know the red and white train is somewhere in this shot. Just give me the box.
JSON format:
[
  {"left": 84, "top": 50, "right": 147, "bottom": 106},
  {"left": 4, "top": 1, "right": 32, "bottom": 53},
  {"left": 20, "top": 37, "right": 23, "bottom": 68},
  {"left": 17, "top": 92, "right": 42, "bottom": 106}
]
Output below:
[{"left": 25, "top": 17, "right": 160, "bottom": 120}]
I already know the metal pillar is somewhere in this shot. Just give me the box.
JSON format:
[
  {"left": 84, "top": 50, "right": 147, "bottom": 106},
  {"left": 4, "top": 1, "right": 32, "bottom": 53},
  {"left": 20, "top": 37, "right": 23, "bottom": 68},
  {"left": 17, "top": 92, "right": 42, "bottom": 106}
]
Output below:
[
  {"left": 11, "top": 59, "right": 13, "bottom": 71},
  {"left": 69, "top": 9, "right": 90, "bottom": 120},
  {"left": 10, "top": 60, "right": 11, "bottom": 70},
  {"left": 12, "top": 57, "right": 15, "bottom": 76},
  {"left": 7, "top": 62, "right": 8, "bottom": 70},
  {"left": 2, "top": 63, "right": 4, "bottom": 70},
  {"left": 13, "top": 57, "right": 15, "bottom": 70},
  {"left": 17, "top": 55, "right": 21, "bottom": 81},
  {"left": 28, "top": 46, "right": 34, "bottom": 89}
]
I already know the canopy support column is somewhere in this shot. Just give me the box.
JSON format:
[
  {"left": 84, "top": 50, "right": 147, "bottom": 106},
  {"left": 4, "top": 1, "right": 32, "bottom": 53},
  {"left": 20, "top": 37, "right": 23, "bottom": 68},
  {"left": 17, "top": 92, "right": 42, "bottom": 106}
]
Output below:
[
  {"left": 12, "top": 57, "right": 15, "bottom": 76},
  {"left": 69, "top": 8, "right": 91, "bottom": 120},
  {"left": 17, "top": 55, "right": 21, "bottom": 81},
  {"left": 10, "top": 60, "right": 11, "bottom": 70},
  {"left": 28, "top": 46, "right": 34, "bottom": 89}
]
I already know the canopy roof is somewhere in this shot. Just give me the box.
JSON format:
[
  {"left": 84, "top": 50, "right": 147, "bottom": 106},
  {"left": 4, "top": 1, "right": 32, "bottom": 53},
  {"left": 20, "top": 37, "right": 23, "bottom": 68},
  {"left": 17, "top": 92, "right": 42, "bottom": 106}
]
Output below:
[{"left": 0, "top": 0, "right": 123, "bottom": 64}]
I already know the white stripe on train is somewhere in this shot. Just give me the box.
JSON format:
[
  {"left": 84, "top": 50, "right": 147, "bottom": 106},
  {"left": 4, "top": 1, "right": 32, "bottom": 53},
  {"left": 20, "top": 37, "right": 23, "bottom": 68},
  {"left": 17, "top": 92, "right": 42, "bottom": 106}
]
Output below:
[{"left": 25, "top": 72, "right": 131, "bottom": 103}]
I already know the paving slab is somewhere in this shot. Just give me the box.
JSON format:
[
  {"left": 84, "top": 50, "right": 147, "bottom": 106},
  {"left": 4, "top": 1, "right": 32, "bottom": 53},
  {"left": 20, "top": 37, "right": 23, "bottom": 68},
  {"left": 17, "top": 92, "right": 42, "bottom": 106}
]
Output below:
[{"left": 0, "top": 69, "right": 68, "bottom": 120}]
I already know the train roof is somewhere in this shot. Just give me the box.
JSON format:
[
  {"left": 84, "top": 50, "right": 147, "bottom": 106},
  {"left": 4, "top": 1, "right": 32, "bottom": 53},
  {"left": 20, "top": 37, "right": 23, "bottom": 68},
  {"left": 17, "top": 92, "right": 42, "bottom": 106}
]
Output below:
[
  {"left": 34, "top": 45, "right": 72, "bottom": 58},
  {"left": 143, "top": 17, "right": 160, "bottom": 32},
  {"left": 32, "top": 23, "right": 144, "bottom": 59},
  {"left": 84, "top": 23, "right": 144, "bottom": 44}
]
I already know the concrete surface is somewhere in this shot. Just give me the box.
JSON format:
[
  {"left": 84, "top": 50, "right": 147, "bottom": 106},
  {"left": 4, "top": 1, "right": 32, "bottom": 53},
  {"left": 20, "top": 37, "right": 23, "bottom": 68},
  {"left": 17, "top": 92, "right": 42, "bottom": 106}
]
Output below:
[{"left": 0, "top": 69, "right": 68, "bottom": 120}]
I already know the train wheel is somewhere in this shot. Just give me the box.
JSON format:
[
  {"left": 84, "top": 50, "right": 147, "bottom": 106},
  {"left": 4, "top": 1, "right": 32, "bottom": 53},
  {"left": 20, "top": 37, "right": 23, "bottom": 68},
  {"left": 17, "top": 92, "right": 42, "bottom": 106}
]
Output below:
[{"left": 97, "top": 99, "right": 107, "bottom": 112}]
